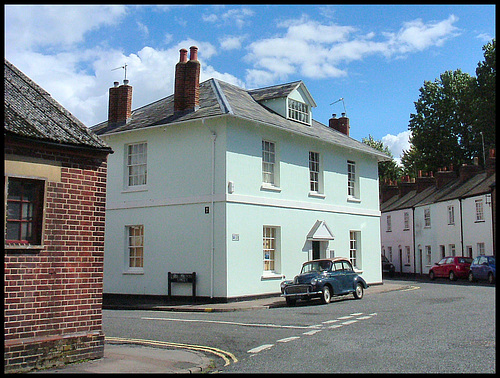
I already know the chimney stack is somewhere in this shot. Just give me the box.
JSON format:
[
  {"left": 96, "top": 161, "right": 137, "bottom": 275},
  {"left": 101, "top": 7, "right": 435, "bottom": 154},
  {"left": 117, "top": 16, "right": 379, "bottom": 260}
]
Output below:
[
  {"left": 486, "top": 148, "right": 496, "bottom": 177},
  {"left": 416, "top": 171, "right": 435, "bottom": 193},
  {"left": 108, "top": 80, "right": 133, "bottom": 126},
  {"left": 435, "top": 167, "right": 457, "bottom": 189},
  {"left": 174, "top": 46, "right": 200, "bottom": 113},
  {"left": 459, "top": 161, "right": 481, "bottom": 183},
  {"left": 329, "top": 113, "right": 350, "bottom": 136}
]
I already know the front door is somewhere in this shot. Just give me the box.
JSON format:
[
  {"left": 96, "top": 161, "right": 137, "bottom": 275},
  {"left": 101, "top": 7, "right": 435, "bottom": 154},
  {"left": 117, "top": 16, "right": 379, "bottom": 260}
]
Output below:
[{"left": 312, "top": 241, "right": 321, "bottom": 260}]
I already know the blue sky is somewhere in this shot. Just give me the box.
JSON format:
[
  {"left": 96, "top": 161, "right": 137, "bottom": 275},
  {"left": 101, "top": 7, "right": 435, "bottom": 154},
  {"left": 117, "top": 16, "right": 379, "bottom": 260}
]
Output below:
[{"left": 4, "top": 4, "right": 495, "bottom": 163}]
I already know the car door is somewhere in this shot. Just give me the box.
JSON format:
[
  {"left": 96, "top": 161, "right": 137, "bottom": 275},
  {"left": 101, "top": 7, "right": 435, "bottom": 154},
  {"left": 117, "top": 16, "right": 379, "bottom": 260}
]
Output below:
[
  {"left": 340, "top": 260, "right": 357, "bottom": 293},
  {"left": 477, "top": 256, "right": 488, "bottom": 280},
  {"left": 329, "top": 261, "right": 346, "bottom": 294},
  {"left": 434, "top": 258, "right": 447, "bottom": 277}
]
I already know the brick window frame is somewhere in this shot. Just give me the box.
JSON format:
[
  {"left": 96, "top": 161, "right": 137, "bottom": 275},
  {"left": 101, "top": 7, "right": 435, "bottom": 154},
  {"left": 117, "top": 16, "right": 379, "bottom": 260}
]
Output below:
[{"left": 4, "top": 175, "right": 46, "bottom": 250}]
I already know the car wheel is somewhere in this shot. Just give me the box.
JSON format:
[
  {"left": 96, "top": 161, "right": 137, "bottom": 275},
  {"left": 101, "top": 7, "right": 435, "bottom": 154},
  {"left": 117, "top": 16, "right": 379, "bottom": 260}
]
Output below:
[
  {"left": 429, "top": 270, "right": 435, "bottom": 280},
  {"left": 321, "top": 286, "right": 332, "bottom": 304},
  {"left": 449, "top": 271, "right": 456, "bottom": 281},
  {"left": 285, "top": 297, "right": 296, "bottom": 306},
  {"left": 488, "top": 272, "right": 494, "bottom": 284},
  {"left": 353, "top": 283, "right": 364, "bottom": 300},
  {"left": 468, "top": 271, "right": 474, "bottom": 282}
]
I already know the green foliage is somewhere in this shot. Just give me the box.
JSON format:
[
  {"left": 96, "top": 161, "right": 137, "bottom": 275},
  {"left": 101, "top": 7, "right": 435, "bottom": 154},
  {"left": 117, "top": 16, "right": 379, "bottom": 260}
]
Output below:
[
  {"left": 403, "top": 39, "right": 495, "bottom": 175},
  {"left": 362, "top": 135, "right": 402, "bottom": 181}
]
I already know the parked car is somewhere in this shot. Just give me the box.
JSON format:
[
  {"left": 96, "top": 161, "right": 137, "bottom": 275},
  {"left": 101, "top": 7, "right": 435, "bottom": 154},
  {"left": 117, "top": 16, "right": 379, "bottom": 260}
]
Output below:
[
  {"left": 429, "top": 256, "right": 473, "bottom": 281},
  {"left": 381, "top": 254, "right": 395, "bottom": 277},
  {"left": 280, "top": 257, "right": 368, "bottom": 306},
  {"left": 468, "top": 255, "right": 495, "bottom": 284}
]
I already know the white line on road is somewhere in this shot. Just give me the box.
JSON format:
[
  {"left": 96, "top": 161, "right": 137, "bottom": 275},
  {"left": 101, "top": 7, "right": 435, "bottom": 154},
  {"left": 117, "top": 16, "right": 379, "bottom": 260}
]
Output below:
[
  {"left": 303, "top": 329, "right": 322, "bottom": 336},
  {"left": 341, "top": 320, "right": 358, "bottom": 325},
  {"left": 356, "top": 315, "right": 372, "bottom": 320},
  {"left": 322, "top": 319, "right": 339, "bottom": 324},
  {"left": 328, "top": 324, "right": 343, "bottom": 329},
  {"left": 350, "top": 313, "right": 363, "bottom": 316},
  {"left": 337, "top": 315, "right": 353, "bottom": 320},
  {"left": 277, "top": 336, "right": 301, "bottom": 343},
  {"left": 247, "top": 344, "right": 274, "bottom": 353},
  {"left": 142, "top": 317, "right": 316, "bottom": 330}
]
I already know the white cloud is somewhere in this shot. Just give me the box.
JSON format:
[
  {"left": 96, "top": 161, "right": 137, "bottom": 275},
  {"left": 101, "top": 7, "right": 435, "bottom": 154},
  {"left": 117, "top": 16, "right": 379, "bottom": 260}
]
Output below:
[
  {"left": 219, "top": 35, "right": 245, "bottom": 51},
  {"left": 244, "top": 14, "right": 461, "bottom": 87},
  {"left": 382, "top": 130, "right": 412, "bottom": 165},
  {"left": 4, "top": 5, "right": 127, "bottom": 51},
  {"left": 202, "top": 7, "right": 255, "bottom": 28}
]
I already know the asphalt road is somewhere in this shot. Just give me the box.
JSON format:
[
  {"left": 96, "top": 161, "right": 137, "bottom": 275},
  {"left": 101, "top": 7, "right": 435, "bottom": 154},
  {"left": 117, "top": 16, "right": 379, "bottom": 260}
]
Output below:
[{"left": 102, "top": 278, "right": 495, "bottom": 373}]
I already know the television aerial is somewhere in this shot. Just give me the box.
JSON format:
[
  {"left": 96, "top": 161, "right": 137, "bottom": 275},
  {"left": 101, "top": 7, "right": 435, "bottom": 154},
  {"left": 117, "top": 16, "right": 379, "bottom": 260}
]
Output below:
[
  {"left": 112, "top": 63, "right": 128, "bottom": 82},
  {"left": 330, "top": 98, "right": 347, "bottom": 116}
]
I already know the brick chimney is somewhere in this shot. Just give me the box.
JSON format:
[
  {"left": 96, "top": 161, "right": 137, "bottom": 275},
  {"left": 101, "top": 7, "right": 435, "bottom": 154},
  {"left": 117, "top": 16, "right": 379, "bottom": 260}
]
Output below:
[
  {"left": 398, "top": 175, "right": 416, "bottom": 197},
  {"left": 459, "top": 159, "right": 481, "bottom": 183},
  {"left": 329, "top": 113, "right": 350, "bottom": 136},
  {"left": 108, "top": 80, "right": 132, "bottom": 126},
  {"left": 380, "top": 180, "right": 399, "bottom": 203},
  {"left": 435, "top": 166, "right": 457, "bottom": 189},
  {"left": 416, "top": 171, "right": 435, "bottom": 193},
  {"left": 174, "top": 46, "right": 200, "bottom": 113}
]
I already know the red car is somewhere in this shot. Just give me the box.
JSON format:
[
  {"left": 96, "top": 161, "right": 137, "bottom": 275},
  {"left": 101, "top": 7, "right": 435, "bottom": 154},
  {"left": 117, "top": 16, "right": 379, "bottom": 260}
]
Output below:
[{"left": 429, "top": 256, "right": 473, "bottom": 281}]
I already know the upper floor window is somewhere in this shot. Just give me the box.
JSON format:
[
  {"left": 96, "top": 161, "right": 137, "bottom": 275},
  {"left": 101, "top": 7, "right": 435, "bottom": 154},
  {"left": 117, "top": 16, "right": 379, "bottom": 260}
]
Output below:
[
  {"left": 262, "top": 140, "right": 277, "bottom": 186},
  {"left": 347, "top": 160, "right": 358, "bottom": 198},
  {"left": 309, "top": 151, "right": 322, "bottom": 193},
  {"left": 475, "top": 199, "right": 484, "bottom": 222},
  {"left": 127, "top": 142, "right": 147, "bottom": 187},
  {"left": 424, "top": 208, "right": 431, "bottom": 228},
  {"left": 5, "top": 177, "right": 45, "bottom": 248},
  {"left": 448, "top": 205, "right": 455, "bottom": 225},
  {"left": 288, "top": 99, "right": 310, "bottom": 124},
  {"left": 403, "top": 212, "right": 410, "bottom": 230}
]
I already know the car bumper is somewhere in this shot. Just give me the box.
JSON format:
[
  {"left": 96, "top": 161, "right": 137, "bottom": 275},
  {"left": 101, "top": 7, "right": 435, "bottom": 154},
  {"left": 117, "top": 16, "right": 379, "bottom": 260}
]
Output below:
[{"left": 281, "top": 284, "right": 321, "bottom": 298}]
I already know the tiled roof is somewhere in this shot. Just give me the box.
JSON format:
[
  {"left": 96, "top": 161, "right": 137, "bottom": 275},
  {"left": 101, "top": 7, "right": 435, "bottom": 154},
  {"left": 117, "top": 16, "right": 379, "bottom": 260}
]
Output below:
[
  {"left": 91, "top": 78, "right": 389, "bottom": 161},
  {"left": 4, "top": 59, "right": 111, "bottom": 152},
  {"left": 381, "top": 171, "right": 495, "bottom": 211}
]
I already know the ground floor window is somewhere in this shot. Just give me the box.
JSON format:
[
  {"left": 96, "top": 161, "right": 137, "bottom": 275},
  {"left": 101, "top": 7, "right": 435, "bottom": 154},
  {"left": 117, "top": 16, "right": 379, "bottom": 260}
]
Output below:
[
  {"left": 426, "top": 245, "right": 432, "bottom": 265},
  {"left": 126, "top": 225, "right": 144, "bottom": 272},
  {"left": 263, "top": 226, "right": 280, "bottom": 273},
  {"left": 5, "top": 176, "right": 45, "bottom": 248},
  {"left": 349, "top": 231, "right": 360, "bottom": 269}
]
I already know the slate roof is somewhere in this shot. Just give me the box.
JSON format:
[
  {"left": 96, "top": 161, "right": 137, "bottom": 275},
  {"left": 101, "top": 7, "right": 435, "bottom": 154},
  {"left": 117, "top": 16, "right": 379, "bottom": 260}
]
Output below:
[
  {"left": 381, "top": 171, "right": 496, "bottom": 212},
  {"left": 91, "top": 78, "right": 389, "bottom": 161},
  {"left": 4, "top": 59, "right": 111, "bottom": 152}
]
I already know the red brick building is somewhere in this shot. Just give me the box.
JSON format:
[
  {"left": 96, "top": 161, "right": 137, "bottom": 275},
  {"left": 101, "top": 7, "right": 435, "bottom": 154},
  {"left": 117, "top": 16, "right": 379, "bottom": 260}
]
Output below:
[{"left": 4, "top": 59, "right": 113, "bottom": 373}]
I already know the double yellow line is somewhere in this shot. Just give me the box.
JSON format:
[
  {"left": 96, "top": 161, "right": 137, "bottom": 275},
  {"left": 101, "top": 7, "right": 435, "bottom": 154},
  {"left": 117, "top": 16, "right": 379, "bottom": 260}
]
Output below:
[{"left": 105, "top": 336, "right": 238, "bottom": 367}]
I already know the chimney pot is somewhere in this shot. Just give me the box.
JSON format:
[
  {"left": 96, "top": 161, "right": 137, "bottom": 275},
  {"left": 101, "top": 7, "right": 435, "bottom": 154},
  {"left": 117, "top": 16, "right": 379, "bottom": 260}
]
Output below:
[
  {"left": 114, "top": 81, "right": 119, "bottom": 87},
  {"left": 179, "top": 48, "right": 188, "bottom": 63},
  {"left": 189, "top": 46, "right": 198, "bottom": 61}
]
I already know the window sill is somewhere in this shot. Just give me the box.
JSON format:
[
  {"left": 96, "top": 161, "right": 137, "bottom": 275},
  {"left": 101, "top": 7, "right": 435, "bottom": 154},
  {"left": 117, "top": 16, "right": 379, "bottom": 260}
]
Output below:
[
  {"left": 347, "top": 196, "right": 361, "bottom": 203},
  {"left": 308, "top": 192, "right": 325, "bottom": 199},
  {"left": 474, "top": 220, "right": 485, "bottom": 223},
  {"left": 122, "top": 186, "right": 148, "bottom": 194},
  {"left": 261, "top": 272, "right": 285, "bottom": 280},
  {"left": 4, "top": 244, "right": 44, "bottom": 251},
  {"left": 123, "top": 269, "right": 144, "bottom": 275},
  {"left": 260, "top": 184, "right": 281, "bottom": 193}
]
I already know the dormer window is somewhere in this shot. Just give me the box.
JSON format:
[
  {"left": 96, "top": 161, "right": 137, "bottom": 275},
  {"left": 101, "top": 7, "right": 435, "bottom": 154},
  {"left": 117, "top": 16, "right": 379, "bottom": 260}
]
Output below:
[{"left": 288, "top": 99, "right": 310, "bottom": 124}]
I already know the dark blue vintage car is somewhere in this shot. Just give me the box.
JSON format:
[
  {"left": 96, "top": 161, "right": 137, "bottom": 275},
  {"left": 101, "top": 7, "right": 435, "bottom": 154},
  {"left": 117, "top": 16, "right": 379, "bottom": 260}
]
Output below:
[{"left": 280, "top": 257, "right": 368, "bottom": 306}]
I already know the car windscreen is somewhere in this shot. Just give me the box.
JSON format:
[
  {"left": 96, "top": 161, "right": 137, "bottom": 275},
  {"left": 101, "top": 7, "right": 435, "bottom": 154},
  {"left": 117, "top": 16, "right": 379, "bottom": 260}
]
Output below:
[{"left": 301, "top": 261, "right": 332, "bottom": 274}]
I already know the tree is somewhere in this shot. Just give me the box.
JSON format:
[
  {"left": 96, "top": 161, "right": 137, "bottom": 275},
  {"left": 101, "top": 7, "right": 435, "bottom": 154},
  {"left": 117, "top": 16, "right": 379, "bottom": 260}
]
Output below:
[
  {"left": 362, "top": 135, "right": 402, "bottom": 181},
  {"left": 403, "top": 39, "right": 495, "bottom": 175}
]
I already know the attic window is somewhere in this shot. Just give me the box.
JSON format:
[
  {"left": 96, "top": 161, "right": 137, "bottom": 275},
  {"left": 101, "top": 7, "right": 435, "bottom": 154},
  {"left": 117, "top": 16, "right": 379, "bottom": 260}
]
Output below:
[{"left": 288, "top": 99, "right": 310, "bottom": 124}]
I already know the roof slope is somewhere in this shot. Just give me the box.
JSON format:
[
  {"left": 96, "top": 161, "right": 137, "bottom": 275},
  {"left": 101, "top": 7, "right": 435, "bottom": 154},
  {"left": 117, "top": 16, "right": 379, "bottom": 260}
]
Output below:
[
  {"left": 4, "top": 59, "right": 111, "bottom": 152},
  {"left": 91, "top": 78, "right": 389, "bottom": 161}
]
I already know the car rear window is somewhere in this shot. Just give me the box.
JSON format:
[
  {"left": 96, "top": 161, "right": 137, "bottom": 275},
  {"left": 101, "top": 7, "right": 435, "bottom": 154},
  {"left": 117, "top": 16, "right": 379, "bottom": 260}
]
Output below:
[{"left": 458, "top": 257, "right": 473, "bottom": 264}]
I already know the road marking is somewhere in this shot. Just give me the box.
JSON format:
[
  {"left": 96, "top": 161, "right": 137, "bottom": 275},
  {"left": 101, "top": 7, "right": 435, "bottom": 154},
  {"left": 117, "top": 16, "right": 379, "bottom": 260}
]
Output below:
[
  {"left": 277, "top": 336, "right": 300, "bottom": 343},
  {"left": 247, "top": 344, "right": 274, "bottom": 353},
  {"left": 337, "top": 315, "right": 353, "bottom": 320},
  {"left": 401, "top": 286, "right": 420, "bottom": 291},
  {"left": 341, "top": 320, "right": 358, "bottom": 325},
  {"left": 356, "top": 315, "right": 372, "bottom": 320},
  {"left": 303, "top": 329, "right": 322, "bottom": 336},
  {"left": 328, "top": 324, "right": 343, "bottom": 329},
  {"left": 105, "top": 336, "right": 238, "bottom": 366},
  {"left": 142, "top": 316, "right": 316, "bottom": 330},
  {"left": 350, "top": 312, "right": 363, "bottom": 316},
  {"left": 322, "top": 319, "right": 339, "bottom": 324}
]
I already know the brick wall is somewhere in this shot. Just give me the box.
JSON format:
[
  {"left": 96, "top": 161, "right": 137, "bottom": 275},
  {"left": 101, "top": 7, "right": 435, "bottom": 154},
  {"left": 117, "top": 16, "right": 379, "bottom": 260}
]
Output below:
[{"left": 4, "top": 139, "right": 108, "bottom": 373}]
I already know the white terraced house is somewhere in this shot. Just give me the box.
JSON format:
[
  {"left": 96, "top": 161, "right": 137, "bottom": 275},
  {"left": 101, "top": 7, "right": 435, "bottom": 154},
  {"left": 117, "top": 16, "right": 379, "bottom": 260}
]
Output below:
[{"left": 92, "top": 46, "right": 390, "bottom": 301}]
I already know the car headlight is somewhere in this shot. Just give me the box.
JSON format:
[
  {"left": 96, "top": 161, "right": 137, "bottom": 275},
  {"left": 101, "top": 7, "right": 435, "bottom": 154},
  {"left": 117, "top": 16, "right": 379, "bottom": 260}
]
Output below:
[{"left": 310, "top": 278, "right": 318, "bottom": 286}]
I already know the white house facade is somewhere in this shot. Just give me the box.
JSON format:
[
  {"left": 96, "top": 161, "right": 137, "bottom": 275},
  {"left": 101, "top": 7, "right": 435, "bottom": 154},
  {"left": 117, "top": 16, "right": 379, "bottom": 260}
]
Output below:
[
  {"left": 93, "top": 46, "right": 390, "bottom": 301},
  {"left": 381, "top": 159, "right": 495, "bottom": 276}
]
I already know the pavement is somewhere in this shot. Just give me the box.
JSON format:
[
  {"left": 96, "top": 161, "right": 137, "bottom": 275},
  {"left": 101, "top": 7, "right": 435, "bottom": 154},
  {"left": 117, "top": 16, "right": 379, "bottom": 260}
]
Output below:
[{"left": 33, "top": 281, "right": 411, "bottom": 374}]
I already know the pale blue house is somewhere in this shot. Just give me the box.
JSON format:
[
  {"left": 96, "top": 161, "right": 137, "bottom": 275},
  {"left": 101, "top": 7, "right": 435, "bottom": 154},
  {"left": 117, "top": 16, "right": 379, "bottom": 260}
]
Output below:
[{"left": 92, "top": 46, "right": 390, "bottom": 301}]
